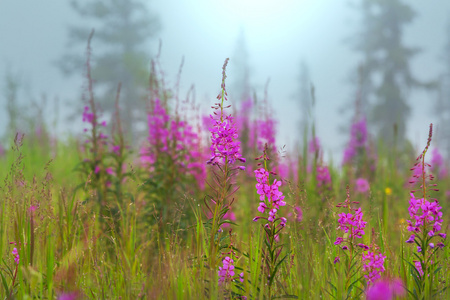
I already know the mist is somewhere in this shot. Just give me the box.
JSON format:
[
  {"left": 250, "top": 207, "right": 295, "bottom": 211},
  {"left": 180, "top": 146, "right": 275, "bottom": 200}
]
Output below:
[{"left": 1, "top": 0, "right": 449, "bottom": 164}]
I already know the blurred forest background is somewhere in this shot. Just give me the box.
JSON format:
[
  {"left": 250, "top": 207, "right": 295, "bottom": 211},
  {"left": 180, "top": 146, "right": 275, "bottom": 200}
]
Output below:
[{"left": 1, "top": 0, "right": 450, "bottom": 162}]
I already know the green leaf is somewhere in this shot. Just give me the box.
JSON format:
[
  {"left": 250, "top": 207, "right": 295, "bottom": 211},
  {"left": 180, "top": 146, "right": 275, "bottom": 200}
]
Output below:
[{"left": 0, "top": 271, "right": 9, "bottom": 297}]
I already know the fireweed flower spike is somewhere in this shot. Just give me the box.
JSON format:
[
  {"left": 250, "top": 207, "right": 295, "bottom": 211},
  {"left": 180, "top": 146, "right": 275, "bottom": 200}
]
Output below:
[
  {"left": 140, "top": 98, "right": 207, "bottom": 189},
  {"left": 361, "top": 251, "right": 386, "bottom": 284},
  {"left": 405, "top": 124, "right": 446, "bottom": 296},
  {"left": 203, "top": 59, "right": 245, "bottom": 277},
  {"left": 253, "top": 144, "right": 288, "bottom": 298},
  {"left": 342, "top": 117, "right": 368, "bottom": 165},
  {"left": 334, "top": 188, "right": 367, "bottom": 246},
  {"left": 331, "top": 186, "right": 385, "bottom": 294}
]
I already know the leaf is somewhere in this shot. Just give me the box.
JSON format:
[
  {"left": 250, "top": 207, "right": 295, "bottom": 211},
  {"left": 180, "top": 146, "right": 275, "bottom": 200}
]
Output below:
[
  {"left": 0, "top": 271, "right": 9, "bottom": 297},
  {"left": 327, "top": 281, "right": 337, "bottom": 293},
  {"left": 269, "top": 253, "right": 289, "bottom": 286},
  {"left": 432, "top": 285, "right": 450, "bottom": 297}
]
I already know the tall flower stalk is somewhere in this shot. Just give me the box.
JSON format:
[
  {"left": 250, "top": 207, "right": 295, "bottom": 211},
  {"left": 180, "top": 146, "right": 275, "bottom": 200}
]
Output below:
[
  {"left": 404, "top": 124, "right": 446, "bottom": 298},
  {"left": 204, "top": 58, "right": 245, "bottom": 270},
  {"left": 331, "top": 186, "right": 385, "bottom": 297},
  {"left": 253, "top": 144, "right": 288, "bottom": 298}
]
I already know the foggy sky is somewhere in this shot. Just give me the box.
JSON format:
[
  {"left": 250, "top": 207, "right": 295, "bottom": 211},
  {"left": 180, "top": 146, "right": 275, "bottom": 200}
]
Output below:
[{"left": 0, "top": 1, "right": 449, "bottom": 164}]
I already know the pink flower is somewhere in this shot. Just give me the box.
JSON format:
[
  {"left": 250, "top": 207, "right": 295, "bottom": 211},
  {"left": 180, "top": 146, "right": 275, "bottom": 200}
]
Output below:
[
  {"left": 334, "top": 237, "right": 344, "bottom": 245},
  {"left": 343, "top": 117, "right": 368, "bottom": 165},
  {"left": 431, "top": 148, "right": 447, "bottom": 178},
  {"left": 362, "top": 251, "right": 386, "bottom": 284},
  {"left": 355, "top": 178, "right": 369, "bottom": 193},
  {"left": 316, "top": 165, "right": 332, "bottom": 190},
  {"left": 406, "top": 193, "right": 443, "bottom": 238},
  {"left": 286, "top": 206, "right": 303, "bottom": 222},
  {"left": 414, "top": 260, "right": 424, "bottom": 277},
  {"left": 337, "top": 208, "right": 367, "bottom": 239},
  {"left": 256, "top": 118, "right": 277, "bottom": 153},
  {"left": 218, "top": 257, "right": 235, "bottom": 284},
  {"left": 111, "top": 145, "right": 121, "bottom": 155},
  {"left": 12, "top": 247, "right": 19, "bottom": 265},
  {"left": 105, "top": 167, "right": 114, "bottom": 176},
  {"left": 207, "top": 113, "right": 244, "bottom": 167},
  {"left": 366, "top": 278, "right": 405, "bottom": 300},
  {"left": 308, "top": 137, "right": 321, "bottom": 154},
  {"left": 58, "top": 292, "right": 81, "bottom": 300},
  {"left": 221, "top": 211, "right": 236, "bottom": 228},
  {"left": 141, "top": 99, "right": 208, "bottom": 189},
  {"left": 82, "top": 106, "right": 94, "bottom": 124}
]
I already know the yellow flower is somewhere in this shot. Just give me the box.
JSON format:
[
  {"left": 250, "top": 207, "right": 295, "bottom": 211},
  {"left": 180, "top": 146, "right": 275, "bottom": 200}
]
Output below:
[{"left": 385, "top": 187, "right": 392, "bottom": 196}]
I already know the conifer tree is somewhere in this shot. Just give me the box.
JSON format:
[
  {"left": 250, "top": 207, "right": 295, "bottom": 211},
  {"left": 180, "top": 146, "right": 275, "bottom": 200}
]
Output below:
[
  {"left": 351, "top": 0, "right": 430, "bottom": 145},
  {"left": 58, "top": 0, "right": 160, "bottom": 139},
  {"left": 435, "top": 19, "right": 450, "bottom": 158}
]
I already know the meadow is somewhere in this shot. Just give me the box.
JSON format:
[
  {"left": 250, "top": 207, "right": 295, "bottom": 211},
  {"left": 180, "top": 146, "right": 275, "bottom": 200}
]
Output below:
[{"left": 1, "top": 56, "right": 449, "bottom": 300}]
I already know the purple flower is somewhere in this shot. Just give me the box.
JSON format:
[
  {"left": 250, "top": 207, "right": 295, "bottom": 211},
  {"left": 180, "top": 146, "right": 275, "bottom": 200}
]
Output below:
[
  {"left": 12, "top": 247, "right": 19, "bottom": 265},
  {"left": 355, "top": 178, "right": 369, "bottom": 193},
  {"left": 357, "top": 243, "right": 369, "bottom": 250},
  {"left": 218, "top": 257, "right": 235, "bottom": 284},
  {"left": 337, "top": 208, "right": 367, "bottom": 239},
  {"left": 141, "top": 99, "right": 208, "bottom": 189},
  {"left": 111, "top": 145, "right": 121, "bottom": 155},
  {"left": 294, "top": 206, "right": 303, "bottom": 222},
  {"left": 253, "top": 158, "right": 287, "bottom": 242},
  {"left": 268, "top": 209, "right": 277, "bottom": 222},
  {"left": 105, "top": 167, "right": 114, "bottom": 176},
  {"left": 256, "top": 118, "right": 277, "bottom": 153},
  {"left": 414, "top": 261, "right": 424, "bottom": 276},
  {"left": 431, "top": 148, "right": 448, "bottom": 178},
  {"left": 343, "top": 117, "right": 368, "bottom": 165},
  {"left": 316, "top": 165, "right": 332, "bottom": 190},
  {"left": 437, "top": 242, "right": 445, "bottom": 249},
  {"left": 405, "top": 235, "right": 415, "bottom": 243},
  {"left": 406, "top": 193, "right": 443, "bottom": 234},
  {"left": 208, "top": 113, "right": 244, "bottom": 166},
  {"left": 58, "top": 292, "right": 80, "bottom": 300},
  {"left": 362, "top": 251, "right": 386, "bottom": 284},
  {"left": 257, "top": 202, "right": 268, "bottom": 213},
  {"left": 333, "top": 256, "right": 340, "bottom": 264},
  {"left": 82, "top": 106, "right": 94, "bottom": 124},
  {"left": 334, "top": 237, "right": 344, "bottom": 245},
  {"left": 254, "top": 168, "right": 286, "bottom": 215},
  {"left": 308, "top": 137, "right": 320, "bottom": 154},
  {"left": 286, "top": 206, "right": 303, "bottom": 223},
  {"left": 366, "top": 278, "right": 405, "bottom": 300}
]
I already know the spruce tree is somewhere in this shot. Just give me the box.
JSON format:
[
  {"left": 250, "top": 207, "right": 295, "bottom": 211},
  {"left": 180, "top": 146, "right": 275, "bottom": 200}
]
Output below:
[
  {"left": 58, "top": 0, "right": 160, "bottom": 139},
  {"left": 435, "top": 19, "right": 450, "bottom": 158},
  {"left": 351, "top": 0, "right": 430, "bottom": 146}
]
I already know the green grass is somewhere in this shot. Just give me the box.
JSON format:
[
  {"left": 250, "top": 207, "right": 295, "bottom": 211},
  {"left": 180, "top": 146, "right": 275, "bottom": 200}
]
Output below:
[{"left": 0, "top": 135, "right": 450, "bottom": 299}]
